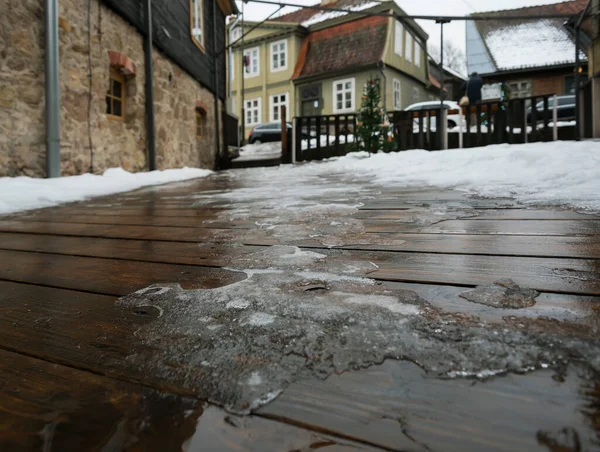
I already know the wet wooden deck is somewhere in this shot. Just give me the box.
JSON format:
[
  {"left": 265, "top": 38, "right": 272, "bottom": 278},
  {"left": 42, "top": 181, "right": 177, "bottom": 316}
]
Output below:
[{"left": 1, "top": 172, "right": 599, "bottom": 451}]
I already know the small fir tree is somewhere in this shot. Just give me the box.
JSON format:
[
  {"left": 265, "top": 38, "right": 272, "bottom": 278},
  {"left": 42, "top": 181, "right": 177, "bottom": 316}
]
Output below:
[{"left": 354, "top": 79, "right": 397, "bottom": 154}]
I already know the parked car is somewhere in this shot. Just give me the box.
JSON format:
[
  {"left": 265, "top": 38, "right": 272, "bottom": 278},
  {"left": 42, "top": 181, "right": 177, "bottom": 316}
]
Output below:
[
  {"left": 249, "top": 122, "right": 292, "bottom": 144},
  {"left": 526, "top": 95, "right": 575, "bottom": 124},
  {"left": 403, "top": 101, "right": 462, "bottom": 129}
]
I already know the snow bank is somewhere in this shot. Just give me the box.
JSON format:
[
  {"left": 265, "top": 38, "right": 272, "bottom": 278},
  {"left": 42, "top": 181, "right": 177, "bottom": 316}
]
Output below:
[
  {"left": 311, "top": 141, "right": 600, "bottom": 210},
  {"left": 233, "top": 142, "right": 282, "bottom": 162},
  {"left": 0, "top": 167, "right": 212, "bottom": 215}
]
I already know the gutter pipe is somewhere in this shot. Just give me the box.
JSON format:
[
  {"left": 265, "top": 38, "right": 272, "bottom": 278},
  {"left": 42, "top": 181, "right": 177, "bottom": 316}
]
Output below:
[{"left": 45, "top": 0, "right": 61, "bottom": 178}]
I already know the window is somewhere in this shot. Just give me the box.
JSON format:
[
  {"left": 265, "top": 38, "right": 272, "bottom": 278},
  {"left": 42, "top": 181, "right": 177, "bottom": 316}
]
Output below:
[
  {"left": 271, "top": 40, "right": 287, "bottom": 72},
  {"left": 414, "top": 40, "right": 421, "bottom": 67},
  {"left": 245, "top": 98, "right": 261, "bottom": 126},
  {"left": 412, "top": 86, "right": 420, "bottom": 103},
  {"left": 106, "top": 69, "right": 125, "bottom": 120},
  {"left": 196, "top": 110, "right": 206, "bottom": 137},
  {"left": 405, "top": 32, "right": 413, "bottom": 62},
  {"left": 231, "top": 27, "right": 242, "bottom": 42},
  {"left": 270, "top": 93, "right": 289, "bottom": 122},
  {"left": 333, "top": 78, "right": 355, "bottom": 113},
  {"left": 190, "top": 0, "right": 204, "bottom": 51},
  {"left": 244, "top": 47, "right": 259, "bottom": 77},
  {"left": 508, "top": 80, "right": 532, "bottom": 99},
  {"left": 393, "top": 79, "right": 402, "bottom": 110},
  {"left": 394, "top": 21, "right": 403, "bottom": 56}
]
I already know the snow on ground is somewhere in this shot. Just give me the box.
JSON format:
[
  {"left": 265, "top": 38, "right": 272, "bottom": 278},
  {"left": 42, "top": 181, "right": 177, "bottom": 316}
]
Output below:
[
  {"left": 301, "top": 135, "right": 355, "bottom": 151},
  {"left": 233, "top": 142, "right": 282, "bottom": 162},
  {"left": 0, "top": 167, "right": 212, "bottom": 215},
  {"left": 224, "top": 141, "right": 600, "bottom": 211}
]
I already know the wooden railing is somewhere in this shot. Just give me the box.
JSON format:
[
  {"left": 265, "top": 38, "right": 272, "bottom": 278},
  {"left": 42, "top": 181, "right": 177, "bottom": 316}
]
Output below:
[
  {"left": 291, "top": 94, "right": 570, "bottom": 163},
  {"left": 293, "top": 114, "right": 357, "bottom": 162}
]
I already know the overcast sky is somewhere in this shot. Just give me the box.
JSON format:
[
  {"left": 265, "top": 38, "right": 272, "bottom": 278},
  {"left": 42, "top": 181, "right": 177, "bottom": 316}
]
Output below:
[{"left": 234, "top": 0, "right": 571, "bottom": 65}]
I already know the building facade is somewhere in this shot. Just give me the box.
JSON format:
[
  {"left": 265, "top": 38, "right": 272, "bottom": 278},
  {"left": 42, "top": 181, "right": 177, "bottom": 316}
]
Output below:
[
  {"left": 0, "top": 0, "right": 235, "bottom": 178},
  {"left": 227, "top": 0, "right": 431, "bottom": 139}
]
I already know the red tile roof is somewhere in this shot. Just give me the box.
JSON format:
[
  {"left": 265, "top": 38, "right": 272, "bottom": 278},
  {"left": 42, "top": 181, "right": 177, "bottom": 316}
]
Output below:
[{"left": 292, "top": 15, "right": 388, "bottom": 79}]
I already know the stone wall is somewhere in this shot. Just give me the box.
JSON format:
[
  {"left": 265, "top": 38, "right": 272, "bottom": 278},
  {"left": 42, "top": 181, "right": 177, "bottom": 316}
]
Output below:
[{"left": 0, "top": 0, "right": 220, "bottom": 178}]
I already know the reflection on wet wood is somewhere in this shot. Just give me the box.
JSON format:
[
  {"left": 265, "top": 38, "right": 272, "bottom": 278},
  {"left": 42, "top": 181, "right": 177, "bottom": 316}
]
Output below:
[
  {"left": 0, "top": 349, "right": 375, "bottom": 452},
  {"left": 0, "top": 349, "right": 204, "bottom": 451},
  {"left": 0, "top": 250, "right": 245, "bottom": 295},
  {"left": 370, "top": 252, "right": 600, "bottom": 295},
  {"left": 366, "top": 219, "right": 600, "bottom": 236},
  {"left": 354, "top": 209, "right": 600, "bottom": 221},
  {"left": 260, "top": 360, "right": 600, "bottom": 452}
]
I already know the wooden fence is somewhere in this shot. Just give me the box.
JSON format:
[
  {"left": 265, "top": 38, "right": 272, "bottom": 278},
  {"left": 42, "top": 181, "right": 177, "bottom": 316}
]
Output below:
[{"left": 292, "top": 93, "right": 570, "bottom": 162}]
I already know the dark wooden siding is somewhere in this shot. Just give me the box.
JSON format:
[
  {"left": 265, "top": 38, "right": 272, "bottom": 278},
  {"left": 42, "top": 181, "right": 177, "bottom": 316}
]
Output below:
[{"left": 102, "top": 0, "right": 226, "bottom": 99}]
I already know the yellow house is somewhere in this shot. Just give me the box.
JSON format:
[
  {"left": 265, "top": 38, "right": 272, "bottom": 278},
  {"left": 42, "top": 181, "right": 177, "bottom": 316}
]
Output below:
[{"left": 228, "top": 0, "right": 432, "bottom": 139}]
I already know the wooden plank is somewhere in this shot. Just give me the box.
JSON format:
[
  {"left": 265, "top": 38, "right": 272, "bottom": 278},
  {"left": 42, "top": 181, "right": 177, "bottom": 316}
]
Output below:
[
  {"left": 368, "top": 252, "right": 600, "bottom": 295},
  {"left": 0, "top": 250, "right": 245, "bottom": 295},
  {"left": 14, "top": 213, "right": 260, "bottom": 229},
  {"left": 366, "top": 219, "right": 600, "bottom": 236},
  {"left": 354, "top": 209, "right": 600, "bottom": 221},
  {"left": 260, "top": 359, "right": 600, "bottom": 452},
  {"left": 34, "top": 207, "right": 231, "bottom": 218},
  {"left": 0, "top": 349, "right": 374, "bottom": 452},
  {"left": 0, "top": 232, "right": 263, "bottom": 267}
]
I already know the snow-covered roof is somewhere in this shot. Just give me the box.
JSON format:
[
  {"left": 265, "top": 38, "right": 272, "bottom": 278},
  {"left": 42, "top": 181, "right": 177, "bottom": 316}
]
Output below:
[
  {"left": 485, "top": 19, "right": 587, "bottom": 71},
  {"left": 467, "top": 0, "right": 590, "bottom": 75},
  {"left": 300, "top": 1, "right": 380, "bottom": 27}
]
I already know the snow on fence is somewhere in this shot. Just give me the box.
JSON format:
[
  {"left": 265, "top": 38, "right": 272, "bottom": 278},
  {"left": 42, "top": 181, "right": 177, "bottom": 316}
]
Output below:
[{"left": 292, "top": 94, "right": 572, "bottom": 163}]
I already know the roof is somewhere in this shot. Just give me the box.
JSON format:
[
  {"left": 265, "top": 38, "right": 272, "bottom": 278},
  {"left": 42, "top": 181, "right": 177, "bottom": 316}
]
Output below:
[
  {"left": 273, "top": 0, "right": 380, "bottom": 27},
  {"left": 292, "top": 15, "right": 387, "bottom": 79},
  {"left": 467, "top": 0, "right": 590, "bottom": 75}
]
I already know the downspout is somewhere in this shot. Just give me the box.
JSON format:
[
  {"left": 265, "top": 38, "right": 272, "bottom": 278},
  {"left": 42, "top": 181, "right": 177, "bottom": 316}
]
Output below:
[
  {"left": 45, "top": 0, "right": 61, "bottom": 178},
  {"left": 378, "top": 61, "right": 386, "bottom": 109},
  {"left": 143, "top": 0, "right": 157, "bottom": 170},
  {"left": 213, "top": 0, "right": 221, "bottom": 169}
]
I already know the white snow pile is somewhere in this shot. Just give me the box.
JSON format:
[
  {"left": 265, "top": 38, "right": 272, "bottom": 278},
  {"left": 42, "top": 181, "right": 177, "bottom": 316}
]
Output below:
[
  {"left": 233, "top": 142, "right": 282, "bottom": 162},
  {"left": 0, "top": 167, "right": 212, "bottom": 215},
  {"left": 301, "top": 141, "right": 600, "bottom": 210}
]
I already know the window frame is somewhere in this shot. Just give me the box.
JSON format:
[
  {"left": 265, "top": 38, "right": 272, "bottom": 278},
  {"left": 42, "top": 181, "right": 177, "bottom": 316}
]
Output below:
[
  {"left": 244, "top": 47, "right": 260, "bottom": 78},
  {"left": 106, "top": 69, "right": 125, "bottom": 121},
  {"left": 270, "top": 39, "right": 288, "bottom": 72},
  {"left": 332, "top": 77, "right": 356, "bottom": 113},
  {"left": 190, "top": 0, "right": 205, "bottom": 53},
  {"left": 245, "top": 97, "right": 262, "bottom": 126},
  {"left": 405, "top": 32, "right": 413, "bottom": 62},
  {"left": 196, "top": 110, "right": 207, "bottom": 138},
  {"left": 412, "top": 86, "right": 420, "bottom": 103},
  {"left": 393, "top": 78, "right": 402, "bottom": 110},
  {"left": 231, "top": 27, "right": 242, "bottom": 42},
  {"left": 414, "top": 39, "right": 421, "bottom": 67},
  {"left": 394, "top": 21, "right": 403, "bottom": 57},
  {"left": 270, "top": 92, "right": 289, "bottom": 122}
]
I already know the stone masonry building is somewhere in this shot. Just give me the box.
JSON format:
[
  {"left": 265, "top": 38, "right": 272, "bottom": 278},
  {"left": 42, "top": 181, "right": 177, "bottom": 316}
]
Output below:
[{"left": 0, "top": 0, "right": 235, "bottom": 177}]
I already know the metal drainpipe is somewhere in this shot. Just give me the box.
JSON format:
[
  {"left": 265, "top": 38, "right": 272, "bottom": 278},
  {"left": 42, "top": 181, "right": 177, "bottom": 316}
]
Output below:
[
  {"left": 378, "top": 61, "right": 386, "bottom": 109},
  {"left": 45, "top": 0, "right": 61, "bottom": 178},
  {"left": 213, "top": 0, "right": 221, "bottom": 169},
  {"left": 143, "top": 0, "right": 157, "bottom": 170},
  {"left": 575, "top": 25, "right": 581, "bottom": 142}
]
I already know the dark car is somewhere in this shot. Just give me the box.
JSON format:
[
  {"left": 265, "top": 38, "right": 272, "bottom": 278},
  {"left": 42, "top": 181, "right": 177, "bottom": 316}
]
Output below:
[
  {"left": 249, "top": 122, "right": 292, "bottom": 144},
  {"left": 526, "top": 95, "right": 575, "bottom": 124}
]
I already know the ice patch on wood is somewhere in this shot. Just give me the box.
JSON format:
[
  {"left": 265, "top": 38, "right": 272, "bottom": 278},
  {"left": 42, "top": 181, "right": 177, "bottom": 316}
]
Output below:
[{"left": 459, "top": 279, "right": 539, "bottom": 309}]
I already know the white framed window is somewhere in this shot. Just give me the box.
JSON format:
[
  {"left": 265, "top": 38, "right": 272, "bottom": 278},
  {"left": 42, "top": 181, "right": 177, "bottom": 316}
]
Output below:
[
  {"left": 270, "top": 93, "right": 289, "bottom": 122},
  {"left": 393, "top": 79, "right": 402, "bottom": 110},
  {"left": 191, "top": 0, "right": 204, "bottom": 51},
  {"left": 413, "top": 86, "right": 420, "bottom": 103},
  {"left": 394, "top": 21, "right": 403, "bottom": 57},
  {"left": 244, "top": 47, "right": 259, "bottom": 78},
  {"left": 231, "top": 27, "right": 242, "bottom": 42},
  {"left": 405, "top": 32, "right": 413, "bottom": 62},
  {"left": 270, "top": 39, "right": 287, "bottom": 72},
  {"left": 414, "top": 40, "right": 421, "bottom": 67},
  {"left": 245, "top": 97, "right": 261, "bottom": 126},
  {"left": 333, "top": 78, "right": 355, "bottom": 113}
]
